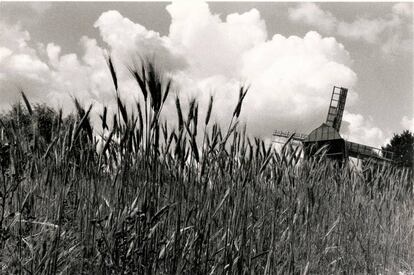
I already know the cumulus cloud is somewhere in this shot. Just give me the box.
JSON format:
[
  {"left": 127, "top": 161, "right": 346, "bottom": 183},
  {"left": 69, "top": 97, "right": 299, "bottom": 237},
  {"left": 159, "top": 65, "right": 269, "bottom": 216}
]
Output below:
[
  {"left": 0, "top": 22, "right": 32, "bottom": 53},
  {"left": 337, "top": 18, "right": 390, "bottom": 44},
  {"left": 288, "top": 3, "right": 337, "bottom": 33},
  {"left": 289, "top": 3, "right": 413, "bottom": 53},
  {"left": 167, "top": 2, "right": 267, "bottom": 78},
  {"left": 342, "top": 111, "right": 385, "bottom": 147},
  {"left": 0, "top": 19, "right": 114, "bottom": 123},
  {"left": 0, "top": 21, "right": 51, "bottom": 104},
  {"left": 94, "top": 10, "right": 187, "bottom": 73},
  {"left": 239, "top": 31, "right": 356, "bottom": 133},
  {"left": 1, "top": 2, "right": 360, "bottom": 140},
  {"left": 167, "top": 3, "right": 356, "bottom": 136},
  {"left": 0, "top": 47, "right": 12, "bottom": 62},
  {"left": 46, "top": 43, "right": 61, "bottom": 68}
]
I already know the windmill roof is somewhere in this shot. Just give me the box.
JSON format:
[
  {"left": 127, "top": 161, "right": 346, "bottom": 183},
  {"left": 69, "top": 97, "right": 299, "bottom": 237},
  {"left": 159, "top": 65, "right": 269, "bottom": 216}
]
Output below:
[{"left": 304, "top": 123, "right": 342, "bottom": 142}]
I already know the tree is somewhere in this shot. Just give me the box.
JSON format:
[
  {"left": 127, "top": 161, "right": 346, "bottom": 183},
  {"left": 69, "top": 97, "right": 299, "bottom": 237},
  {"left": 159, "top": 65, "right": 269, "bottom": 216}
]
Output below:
[
  {"left": 382, "top": 130, "right": 414, "bottom": 168},
  {"left": 1, "top": 103, "right": 58, "bottom": 145},
  {"left": 0, "top": 102, "right": 77, "bottom": 157}
]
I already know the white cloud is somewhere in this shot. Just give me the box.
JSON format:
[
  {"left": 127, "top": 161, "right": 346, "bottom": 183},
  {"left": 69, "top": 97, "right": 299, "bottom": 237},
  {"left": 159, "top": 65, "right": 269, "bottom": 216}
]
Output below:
[
  {"left": 29, "top": 2, "right": 52, "bottom": 14},
  {"left": 46, "top": 43, "right": 61, "bottom": 68},
  {"left": 381, "top": 33, "right": 412, "bottom": 56},
  {"left": 8, "top": 53, "right": 49, "bottom": 81},
  {"left": 92, "top": 5, "right": 357, "bottom": 137},
  {"left": 288, "top": 3, "right": 413, "bottom": 52},
  {"left": 337, "top": 18, "right": 389, "bottom": 44},
  {"left": 240, "top": 31, "right": 356, "bottom": 134},
  {"left": 0, "top": 47, "right": 12, "bottom": 62},
  {"left": 342, "top": 111, "right": 385, "bottom": 147},
  {"left": 392, "top": 3, "right": 413, "bottom": 18},
  {"left": 167, "top": 3, "right": 356, "bottom": 136},
  {"left": 167, "top": 3, "right": 267, "bottom": 78},
  {"left": 0, "top": 22, "right": 53, "bottom": 105},
  {"left": 401, "top": 116, "right": 414, "bottom": 131},
  {"left": 94, "top": 10, "right": 187, "bottom": 73},
  {"left": 288, "top": 3, "right": 337, "bottom": 33},
  {"left": 0, "top": 21, "right": 31, "bottom": 52},
  {"left": 381, "top": 3, "right": 413, "bottom": 55},
  {"left": 0, "top": 19, "right": 114, "bottom": 120},
  {"left": 0, "top": 2, "right": 359, "bottom": 139}
]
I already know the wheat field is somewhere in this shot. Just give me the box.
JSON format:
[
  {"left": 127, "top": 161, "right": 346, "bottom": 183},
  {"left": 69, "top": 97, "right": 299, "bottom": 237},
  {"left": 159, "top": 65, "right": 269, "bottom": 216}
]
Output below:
[{"left": 0, "top": 59, "right": 413, "bottom": 274}]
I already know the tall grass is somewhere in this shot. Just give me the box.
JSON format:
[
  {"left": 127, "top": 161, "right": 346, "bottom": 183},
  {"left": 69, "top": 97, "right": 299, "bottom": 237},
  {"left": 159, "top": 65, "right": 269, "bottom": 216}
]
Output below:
[{"left": 0, "top": 59, "right": 413, "bottom": 274}]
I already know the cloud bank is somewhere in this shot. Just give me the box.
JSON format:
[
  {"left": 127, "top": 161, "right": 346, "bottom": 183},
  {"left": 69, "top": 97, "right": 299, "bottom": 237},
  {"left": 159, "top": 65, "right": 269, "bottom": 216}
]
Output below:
[
  {"left": 289, "top": 3, "right": 413, "bottom": 54},
  {"left": 0, "top": 1, "right": 396, "bottom": 147},
  {"left": 342, "top": 111, "right": 385, "bottom": 147}
]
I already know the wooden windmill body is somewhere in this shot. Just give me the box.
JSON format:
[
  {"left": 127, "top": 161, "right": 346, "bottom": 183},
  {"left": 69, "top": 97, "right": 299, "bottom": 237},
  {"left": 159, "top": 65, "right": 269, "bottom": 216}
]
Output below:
[{"left": 273, "top": 86, "right": 394, "bottom": 162}]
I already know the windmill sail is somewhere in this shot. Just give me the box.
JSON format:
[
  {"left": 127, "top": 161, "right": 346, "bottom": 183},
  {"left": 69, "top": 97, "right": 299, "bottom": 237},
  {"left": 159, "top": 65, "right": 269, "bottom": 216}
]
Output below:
[
  {"left": 326, "top": 86, "right": 348, "bottom": 132},
  {"left": 346, "top": 140, "right": 394, "bottom": 162},
  {"left": 273, "top": 130, "right": 307, "bottom": 142}
]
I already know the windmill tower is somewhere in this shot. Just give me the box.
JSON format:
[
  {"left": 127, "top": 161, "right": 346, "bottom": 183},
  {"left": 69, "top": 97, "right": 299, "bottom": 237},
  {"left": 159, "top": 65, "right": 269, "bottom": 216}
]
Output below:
[{"left": 273, "top": 86, "right": 394, "bottom": 163}]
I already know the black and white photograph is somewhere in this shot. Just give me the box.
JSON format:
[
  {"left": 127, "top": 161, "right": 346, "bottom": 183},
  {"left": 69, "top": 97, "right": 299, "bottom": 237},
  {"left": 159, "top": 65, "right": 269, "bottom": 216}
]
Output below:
[{"left": 0, "top": 0, "right": 413, "bottom": 273}]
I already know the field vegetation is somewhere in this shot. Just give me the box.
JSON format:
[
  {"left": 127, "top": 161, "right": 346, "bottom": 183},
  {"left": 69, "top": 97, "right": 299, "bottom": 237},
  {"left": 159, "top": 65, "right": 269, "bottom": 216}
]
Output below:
[{"left": 0, "top": 58, "right": 413, "bottom": 274}]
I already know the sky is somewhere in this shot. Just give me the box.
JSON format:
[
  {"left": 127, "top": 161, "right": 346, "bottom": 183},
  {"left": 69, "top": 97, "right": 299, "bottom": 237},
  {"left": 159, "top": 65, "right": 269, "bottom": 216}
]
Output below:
[{"left": 0, "top": 1, "right": 413, "bottom": 148}]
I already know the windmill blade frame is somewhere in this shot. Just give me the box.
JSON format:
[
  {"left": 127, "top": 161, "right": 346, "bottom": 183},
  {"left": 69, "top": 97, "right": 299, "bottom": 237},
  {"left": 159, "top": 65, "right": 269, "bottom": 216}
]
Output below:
[
  {"left": 273, "top": 129, "right": 307, "bottom": 142},
  {"left": 345, "top": 140, "right": 394, "bottom": 162},
  {"left": 326, "top": 86, "right": 348, "bottom": 132}
]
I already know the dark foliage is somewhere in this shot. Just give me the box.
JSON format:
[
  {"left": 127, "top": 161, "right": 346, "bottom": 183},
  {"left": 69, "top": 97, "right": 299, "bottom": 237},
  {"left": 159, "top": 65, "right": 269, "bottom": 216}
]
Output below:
[{"left": 382, "top": 130, "right": 414, "bottom": 168}]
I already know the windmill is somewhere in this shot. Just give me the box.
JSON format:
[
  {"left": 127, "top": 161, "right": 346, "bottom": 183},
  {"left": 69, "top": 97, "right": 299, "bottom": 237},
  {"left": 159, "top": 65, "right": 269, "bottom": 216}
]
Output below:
[{"left": 273, "top": 86, "right": 394, "bottom": 163}]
